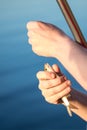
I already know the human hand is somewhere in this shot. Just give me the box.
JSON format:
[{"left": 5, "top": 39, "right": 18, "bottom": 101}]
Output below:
[
  {"left": 36, "top": 64, "right": 71, "bottom": 104},
  {"left": 27, "top": 21, "right": 69, "bottom": 58}
]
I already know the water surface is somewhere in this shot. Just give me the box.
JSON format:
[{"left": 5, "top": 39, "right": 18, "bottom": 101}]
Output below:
[{"left": 0, "top": 0, "right": 87, "bottom": 130}]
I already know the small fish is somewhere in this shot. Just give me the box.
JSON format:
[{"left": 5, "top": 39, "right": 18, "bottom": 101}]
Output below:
[{"left": 44, "top": 63, "right": 72, "bottom": 117}]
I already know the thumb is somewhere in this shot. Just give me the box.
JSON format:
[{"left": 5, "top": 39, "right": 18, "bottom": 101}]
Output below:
[
  {"left": 52, "top": 64, "right": 62, "bottom": 74},
  {"left": 52, "top": 64, "right": 67, "bottom": 81}
]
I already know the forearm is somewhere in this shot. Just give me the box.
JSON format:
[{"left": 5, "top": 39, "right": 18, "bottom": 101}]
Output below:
[
  {"left": 69, "top": 88, "right": 87, "bottom": 121},
  {"left": 27, "top": 21, "right": 87, "bottom": 90},
  {"left": 54, "top": 38, "right": 87, "bottom": 90}
]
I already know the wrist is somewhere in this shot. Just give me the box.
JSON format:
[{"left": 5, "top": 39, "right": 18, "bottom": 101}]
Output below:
[{"left": 53, "top": 37, "right": 74, "bottom": 60}]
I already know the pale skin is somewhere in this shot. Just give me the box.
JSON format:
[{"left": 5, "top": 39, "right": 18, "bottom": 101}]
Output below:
[
  {"left": 37, "top": 64, "right": 87, "bottom": 121},
  {"left": 26, "top": 21, "right": 87, "bottom": 121}
]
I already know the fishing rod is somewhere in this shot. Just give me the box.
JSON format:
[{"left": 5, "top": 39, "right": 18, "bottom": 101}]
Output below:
[
  {"left": 52, "top": 0, "right": 87, "bottom": 116},
  {"left": 44, "top": 0, "right": 87, "bottom": 117},
  {"left": 56, "top": 0, "right": 87, "bottom": 48}
]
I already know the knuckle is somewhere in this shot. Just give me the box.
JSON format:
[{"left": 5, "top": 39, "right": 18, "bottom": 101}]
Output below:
[
  {"left": 34, "top": 21, "right": 41, "bottom": 28},
  {"left": 35, "top": 21, "right": 45, "bottom": 29},
  {"left": 36, "top": 21, "right": 42, "bottom": 27},
  {"left": 27, "top": 31, "right": 33, "bottom": 37},
  {"left": 36, "top": 72, "right": 41, "bottom": 79},
  {"left": 26, "top": 21, "right": 35, "bottom": 29},
  {"left": 33, "top": 48, "right": 40, "bottom": 55}
]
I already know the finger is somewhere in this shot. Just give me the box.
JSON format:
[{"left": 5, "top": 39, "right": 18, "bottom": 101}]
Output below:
[
  {"left": 26, "top": 21, "right": 43, "bottom": 30},
  {"left": 52, "top": 64, "right": 61, "bottom": 73},
  {"left": 52, "top": 64, "right": 63, "bottom": 76},
  {"left": 41, "top": 80, "right": 71, "bottom": 96},
  {"left": 45, "top": 85, "right": 71, "bottom": 104},
  {"left": 27, "top": 31, "right": 35, "bottom": 38},
  {"left": 38, "top": 77, "right": 63, "bottom": 90},
  {"left": 27, "top": 29, "right": 40, "bottom": 37},
  {"left": 36, "top": 71, "right": 55, "bottom": 80},
  {"left": 28, "top": 37, "right": 40, "bottom": 46},
  {"left": 52, "top": 64, "right": 67, "bottom": 81}
]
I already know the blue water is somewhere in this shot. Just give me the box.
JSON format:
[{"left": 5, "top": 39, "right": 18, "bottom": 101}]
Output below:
[{"left": 0, "top": 0, "right": 87, "bottom": 130}]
